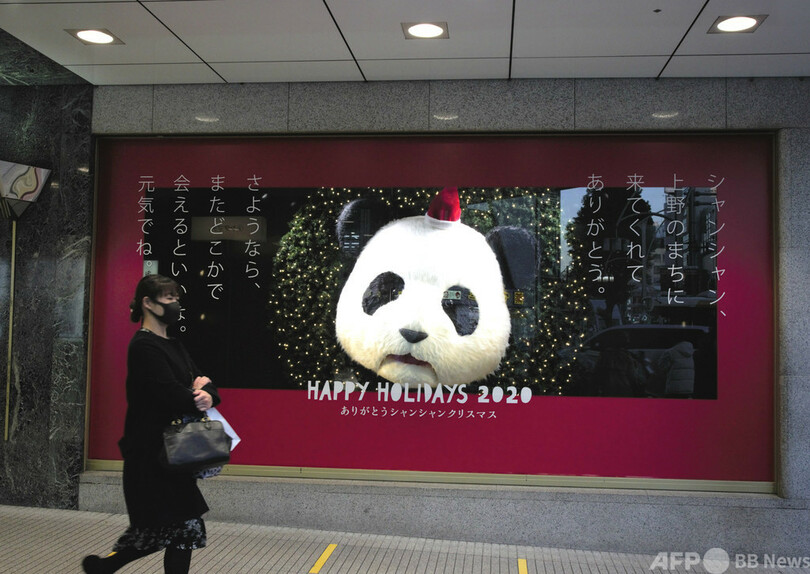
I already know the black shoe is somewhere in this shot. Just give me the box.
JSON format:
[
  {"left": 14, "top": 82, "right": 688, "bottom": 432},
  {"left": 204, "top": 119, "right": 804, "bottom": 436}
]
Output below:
[{"left": 82, "top": 555, "right": 103, "bottom": 574}]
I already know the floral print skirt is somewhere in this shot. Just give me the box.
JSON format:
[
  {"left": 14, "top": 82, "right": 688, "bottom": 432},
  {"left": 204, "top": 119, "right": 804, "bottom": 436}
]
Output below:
[{"left": 113, "top": 518, "right": 207, "bottom": 553}]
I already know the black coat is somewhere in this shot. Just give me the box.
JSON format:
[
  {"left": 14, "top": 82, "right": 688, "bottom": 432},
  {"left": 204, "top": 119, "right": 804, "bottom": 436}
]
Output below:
[{"left": 118, "top": 329, "right": 221, "bottom": 528}]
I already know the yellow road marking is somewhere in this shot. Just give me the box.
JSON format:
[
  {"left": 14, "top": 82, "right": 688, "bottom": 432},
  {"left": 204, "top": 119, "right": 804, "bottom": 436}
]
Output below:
[
  {"left": 518, "top": 557, "right": 529, "bottom": 574},
  {"left": 310, "top": 543, "right": 338, "bottom": 574}
]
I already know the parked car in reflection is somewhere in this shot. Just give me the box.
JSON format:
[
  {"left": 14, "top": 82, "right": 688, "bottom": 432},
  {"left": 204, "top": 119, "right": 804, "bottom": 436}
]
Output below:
[{"left": 562, "top": 324, "right": 716, "bottom": 399}]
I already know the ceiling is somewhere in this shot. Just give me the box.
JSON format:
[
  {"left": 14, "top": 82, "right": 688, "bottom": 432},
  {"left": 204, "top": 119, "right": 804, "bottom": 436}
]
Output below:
[{"left": 0, "top": 0, "right": 809, "bottom": 86}]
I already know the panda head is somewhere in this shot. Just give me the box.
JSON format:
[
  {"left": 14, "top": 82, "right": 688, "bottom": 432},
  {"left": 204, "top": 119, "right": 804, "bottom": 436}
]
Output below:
[{"left": 335, "top": 187, "right": 513, "bottom": 388}]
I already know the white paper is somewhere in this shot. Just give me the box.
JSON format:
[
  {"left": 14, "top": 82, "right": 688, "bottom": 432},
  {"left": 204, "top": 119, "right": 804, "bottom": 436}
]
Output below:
[{"left": 206, "top": 407, "right": 240, "bottom": 451}]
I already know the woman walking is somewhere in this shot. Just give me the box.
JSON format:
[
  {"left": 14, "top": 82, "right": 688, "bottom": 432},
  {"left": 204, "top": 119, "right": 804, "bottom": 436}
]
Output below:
[{"left": 83, "top": 274, "right": 220, "bottom": 574}]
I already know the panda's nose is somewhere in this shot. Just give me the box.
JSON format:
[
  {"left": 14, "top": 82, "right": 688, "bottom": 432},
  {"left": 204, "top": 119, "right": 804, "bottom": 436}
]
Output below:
[{"left": 400, "top": 328, "right": 428, "bottom": 344}]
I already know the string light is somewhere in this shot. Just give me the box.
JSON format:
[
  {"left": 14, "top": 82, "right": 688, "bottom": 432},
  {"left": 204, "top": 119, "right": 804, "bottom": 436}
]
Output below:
[{"left": 267, "top": 186, "right": 591, "bottom": 394}]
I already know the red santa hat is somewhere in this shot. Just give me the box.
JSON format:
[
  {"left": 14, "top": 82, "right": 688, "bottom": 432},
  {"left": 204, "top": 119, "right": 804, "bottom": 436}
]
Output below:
[{"left": 425, "top": 186, "right": 461, "bottom": 228}]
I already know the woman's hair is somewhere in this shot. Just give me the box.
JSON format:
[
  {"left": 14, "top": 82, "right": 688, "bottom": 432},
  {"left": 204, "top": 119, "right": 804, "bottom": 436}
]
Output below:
[{"left": 129, "top": 274, "right": 180, "bottom": 323}]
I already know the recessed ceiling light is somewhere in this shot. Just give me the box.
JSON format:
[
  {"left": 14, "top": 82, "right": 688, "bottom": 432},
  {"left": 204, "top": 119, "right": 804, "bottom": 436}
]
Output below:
[
  {"left": 402, "top": 22, "right": 449, "bottom": 39},
  {"left": 78, "top": 30, "right": 113, "bottom": 44},
  {"left": 717, "top": 16, "right": 757, "bottom": 32},
  {"left": 709, "top": 15, "right": 767, "bottom": 34},
  {"left": 67, "top": 29, "right": 124, "bottom": 45},
  {"left": 194, "top": 116, "right": 220, "bottom": 123}
]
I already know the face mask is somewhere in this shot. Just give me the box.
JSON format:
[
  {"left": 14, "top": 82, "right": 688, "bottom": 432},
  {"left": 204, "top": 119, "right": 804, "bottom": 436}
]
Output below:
[{"left": 151, "top": 300, "right": 181, "bottom": 325}]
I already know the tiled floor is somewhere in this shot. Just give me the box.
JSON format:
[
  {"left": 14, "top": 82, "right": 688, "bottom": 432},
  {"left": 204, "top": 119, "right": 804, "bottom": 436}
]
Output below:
[{"left": 0, "top": 504, "right": 807, "bottom": 574}]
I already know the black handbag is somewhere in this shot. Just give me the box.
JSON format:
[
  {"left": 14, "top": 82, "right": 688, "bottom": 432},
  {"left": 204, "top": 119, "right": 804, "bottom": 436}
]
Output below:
[{"left": 160, "top": 416, "right": 232, "bottom": 473}]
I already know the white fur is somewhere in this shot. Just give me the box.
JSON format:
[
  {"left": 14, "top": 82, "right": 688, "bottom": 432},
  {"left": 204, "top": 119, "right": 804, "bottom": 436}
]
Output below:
[{"left": 335, "top": 215, "right": 510, "bottom": 387}]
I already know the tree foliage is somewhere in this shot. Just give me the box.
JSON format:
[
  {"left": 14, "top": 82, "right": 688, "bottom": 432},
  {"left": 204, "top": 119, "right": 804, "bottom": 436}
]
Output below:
[{"left": 268, "top": 187, "right": 593, "bottom": 394}]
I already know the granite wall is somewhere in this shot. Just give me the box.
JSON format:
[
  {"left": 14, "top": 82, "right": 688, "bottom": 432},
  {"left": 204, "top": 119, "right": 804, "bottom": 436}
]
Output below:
[{"left": 0, "top": 84, "right": 93, "bottom": 508}]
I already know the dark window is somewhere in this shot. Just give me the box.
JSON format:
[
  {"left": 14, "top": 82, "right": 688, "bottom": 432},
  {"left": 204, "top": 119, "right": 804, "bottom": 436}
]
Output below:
[
  {"left": 363, "top": 272, "right": 404, "bottom": 315},
  {"left": 442, "top": 286, "right": 479, "bottom": 336}
]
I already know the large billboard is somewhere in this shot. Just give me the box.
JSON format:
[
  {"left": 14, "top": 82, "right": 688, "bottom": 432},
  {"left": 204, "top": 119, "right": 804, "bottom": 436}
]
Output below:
[{"left": 88, "top": 135, "right": 773, "bottom": 485}]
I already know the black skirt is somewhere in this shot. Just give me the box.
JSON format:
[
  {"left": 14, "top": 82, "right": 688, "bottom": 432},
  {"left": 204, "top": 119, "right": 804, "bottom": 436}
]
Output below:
[
  {"left": 113, "top": 518, "right": 207, "bottom": 552},
  {"left": 121, "top": 451, "right": 210, "bottom": 527}
]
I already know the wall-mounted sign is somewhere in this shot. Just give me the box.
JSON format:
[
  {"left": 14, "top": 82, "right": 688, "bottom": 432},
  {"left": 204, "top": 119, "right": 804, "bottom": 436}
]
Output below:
[{"left": 89, "top": 135, "right": 773, "bottom": 484}]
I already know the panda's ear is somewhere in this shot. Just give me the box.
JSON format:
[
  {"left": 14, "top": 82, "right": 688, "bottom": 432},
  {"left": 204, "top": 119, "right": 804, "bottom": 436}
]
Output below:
[
  {"left": 336, "top": 198, "right": 398, "bottom": 258},
  {"left": 485, "top": 226, "right": 538, "bottom": 290}
]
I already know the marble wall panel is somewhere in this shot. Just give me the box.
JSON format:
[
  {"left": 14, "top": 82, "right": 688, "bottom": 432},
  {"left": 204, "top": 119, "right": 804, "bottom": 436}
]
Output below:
[
  {"left": 777, "top": 247, "right": 810, "bottom": 378},
  {"left": 428, "top": 79, "right": 574, "bottom": 132},
  {"left": 92, "top": 85, "right": 154, "bottom": 134},
  {"left": 0, "top": 84, "right": 93, "bottom": 509},
  {"left": 775, "top": 128, "right": 810, "bottom": 500},
  {"left": 92, "top": 79, "right": 810, "bottom": 136},
  {"left": 780, "top": 372, "right": 810, "bottom": 501},
  {"left": 575, "top": 78, "right": 727, "bottom": 130},
  {"left": 0, "top": 29, "right": 87, "bottom": 86},
  {"left": 288, "top": 82, "right": 430, "bottom": 133},
  {"left": 153, "top": 84, "right": 288, "bottom": 133},
  {"left": 728, "top": 78, "right": 810, "bottom": 129},
  {"left": 778, "top": 129, "right": 810, "bottom": 250}
]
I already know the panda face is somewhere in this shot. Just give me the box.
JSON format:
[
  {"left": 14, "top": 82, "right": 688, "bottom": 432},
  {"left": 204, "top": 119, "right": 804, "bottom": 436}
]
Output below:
[
  {"left": 362, "top": 273, "right": 479, "bottom": 337},
  {"left": 335, "top": 215, "right": 511, "bottom": 387}
]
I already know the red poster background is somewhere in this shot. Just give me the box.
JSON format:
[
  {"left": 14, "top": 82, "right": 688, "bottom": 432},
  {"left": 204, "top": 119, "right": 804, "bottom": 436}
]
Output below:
[{"left": 89, "top": 135, "right": 774, "bottom": 482}]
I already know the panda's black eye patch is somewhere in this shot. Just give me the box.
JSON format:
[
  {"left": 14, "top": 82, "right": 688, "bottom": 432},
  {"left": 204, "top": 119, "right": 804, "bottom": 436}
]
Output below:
[
  {"left": 442, "top": 285, "right": 479, "bottom": 336},
  {"left": 363, "top": 272, "right": 404, "bottom": 316}
]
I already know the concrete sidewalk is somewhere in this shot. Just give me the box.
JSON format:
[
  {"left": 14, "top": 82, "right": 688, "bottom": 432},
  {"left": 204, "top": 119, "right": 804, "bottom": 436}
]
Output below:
[{"left": 1, "top": 504, "right": 807, "bottom": 573}]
